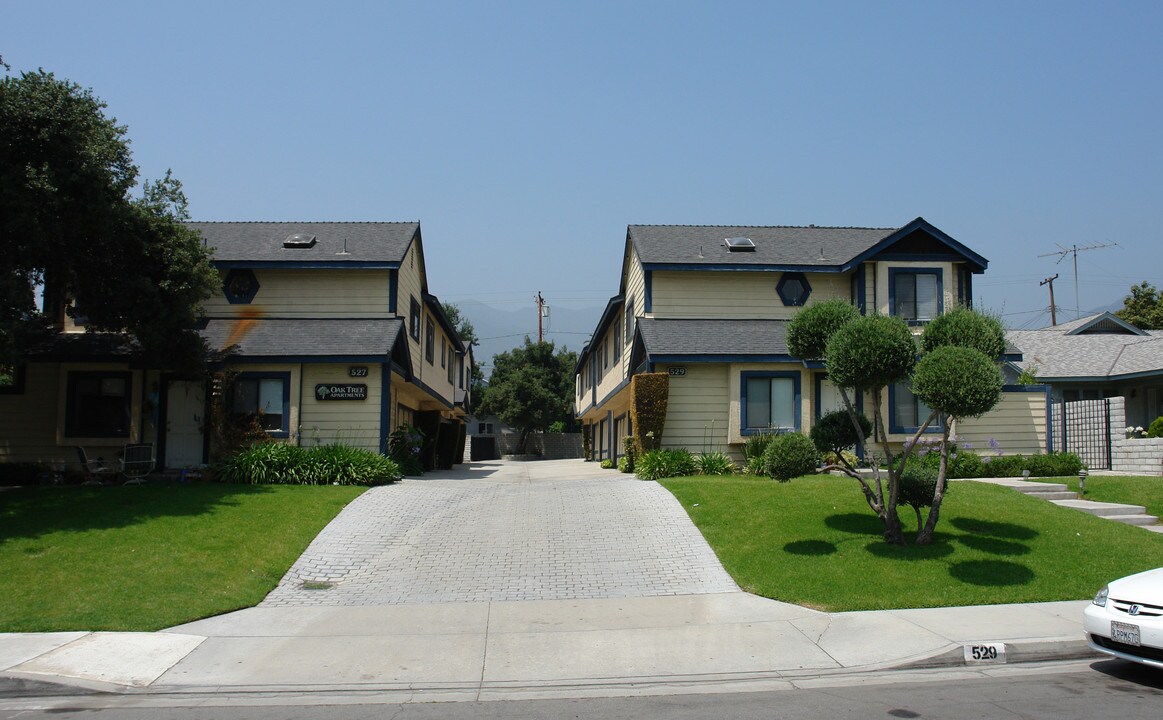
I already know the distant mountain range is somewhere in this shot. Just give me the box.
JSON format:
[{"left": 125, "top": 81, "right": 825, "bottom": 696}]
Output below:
[{"left": 450, "top": 299, "right": 603, "bottom": 376}]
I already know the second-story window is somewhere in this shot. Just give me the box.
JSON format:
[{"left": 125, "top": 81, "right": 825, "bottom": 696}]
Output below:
[
  {"left": 613, "top": 322, "right": 621, "bottom": 361},
  {"left": 441, "top": 337, "right": 446, "bottom": 368},
  {"left": 425, "top": 317, "right": 435, "bottom": 364},
  {"left": 890, "top": 269, "right": 941, "bottom": 324},
  {"left": 410, "top": 297, "right": 421, "bottom": 341},
  {"left": 448, "top": 351, "right": 456, "bottom": 384}
]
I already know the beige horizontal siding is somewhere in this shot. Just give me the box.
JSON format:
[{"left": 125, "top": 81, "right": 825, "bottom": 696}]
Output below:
[
  {"left": 956, "top": 390, "right": 1048, "bottom": 456},
  {"left": 299, "top": 364, "right": 383, "bottom": 452},
  {"left": 203, "top": 269, "right": 392, "bottom": 318},
  {"left": 651, "top": 271, "right": 849, "bottom": 319},
  {"left": 659, "top": 364, "right": 730, "bottom": 452}
]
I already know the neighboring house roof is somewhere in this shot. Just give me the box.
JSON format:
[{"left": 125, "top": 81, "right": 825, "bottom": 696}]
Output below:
[
  {"left": 626, "top": 216, "right": 988, "bottom": 275},
  {"left": 1007, "top": 312, "right": 1163, "bottom": 382},
  {"left": 201, "top": 318, "right": 409, "bottom": 363},
  {"left": 636, "top": 318, "right": 793, "bottom": 360},
  {"left": 188, "top": 222, "right": 420, "bottom": 267}
]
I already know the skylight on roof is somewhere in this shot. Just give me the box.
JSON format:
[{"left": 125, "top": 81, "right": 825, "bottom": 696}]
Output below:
[
  {"left": 283, "top": 233, "right": 317, "bottom": 249},
  {"left": 724, "top": 237, "right": 755, "bottom": 252}
]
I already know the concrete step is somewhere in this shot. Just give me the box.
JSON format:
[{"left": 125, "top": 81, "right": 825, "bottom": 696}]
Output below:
[
  {"left": 1051, "top": 499, "right": 1147, "bottom": 517},
  {"left": 1023, "top": 491, "right": 1078, "bottom": 501},
  {"left": 1107, "top": 514, "right": 1161, "bottom": 527},
  {"left": 1014, "top": 483, "right": 1069, "bottom": 494},
  {"left": 1144, "top": 525, "right": 1163, "bottom": 534}
]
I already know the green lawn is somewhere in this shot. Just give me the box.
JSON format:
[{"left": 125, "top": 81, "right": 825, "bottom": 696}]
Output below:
[
  {"left": 659, "top": 474, "right": 1163, "bottom": 612},
  {"left": 1033, "top": 474, "right": 1163, "bottom": 520},
  {"left": 0, "top": 483, "right": 364, "bottom": 632}
]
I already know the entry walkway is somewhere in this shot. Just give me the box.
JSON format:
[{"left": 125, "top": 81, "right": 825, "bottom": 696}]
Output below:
[{"left": 262, "top": 459, "right": 738, "bottom": 606}]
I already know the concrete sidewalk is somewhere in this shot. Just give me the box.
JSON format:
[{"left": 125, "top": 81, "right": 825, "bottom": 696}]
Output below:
[{"left": 1, "top": 594, "right": 1096, "bottom": 700}]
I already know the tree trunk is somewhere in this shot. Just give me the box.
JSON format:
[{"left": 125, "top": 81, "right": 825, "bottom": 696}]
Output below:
[{"left": 916, "top": 423, "right": 952, "bottom": 545}]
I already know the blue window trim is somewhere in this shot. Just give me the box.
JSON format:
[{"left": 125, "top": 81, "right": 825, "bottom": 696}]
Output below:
[
  {"left": 388, "top": 271, "right": 398, "bottom": 314},
  {"left": 233, "top": 371, "right": 292, "bottom": 438},
  {"left": 776, "top": 272, "right": 812, "bottom": 306},
  {"left": 851, "top": 267, "right": 867, "bottom": 314},
  {"left": 409, "top": 297, "right": 421, "bottom": 341},
  {"left": 887, "top": 382, "right": 941, "bottom": 435},
  {"left": 888, "top": 267, "right": 943, "bottom": 325},
  {"left": 222, "top": 268, "right": 260, "bottom": 304},
  {"left": 740, "top": 370, "right": 801, "bottom": 436}
]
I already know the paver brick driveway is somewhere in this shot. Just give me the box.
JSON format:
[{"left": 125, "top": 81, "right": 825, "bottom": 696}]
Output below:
[{"left": 262, "top": 459, "right": 737, "bottom": 606}]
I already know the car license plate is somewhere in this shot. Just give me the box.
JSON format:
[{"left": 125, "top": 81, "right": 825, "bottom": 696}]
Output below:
[{"left": 1111, "top": 621, "right": 1141, "bottom": 647}]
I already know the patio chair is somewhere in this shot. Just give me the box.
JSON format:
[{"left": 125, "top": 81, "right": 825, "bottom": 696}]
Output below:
[
  {"left": 119, "top": 443, "right": 156, "bottom": 485},
  {"left": 76, "top": 446, "right": 115, "bottom": 485}
]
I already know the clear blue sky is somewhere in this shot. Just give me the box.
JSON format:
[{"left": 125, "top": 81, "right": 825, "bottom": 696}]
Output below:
[{"left": 4, "top": 1, "right": 1160, "bottom": 331}]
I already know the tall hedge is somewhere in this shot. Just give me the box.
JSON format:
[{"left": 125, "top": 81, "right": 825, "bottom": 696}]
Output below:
[{"left": 630, "top": 372, "right": 669, "bottom": 454}]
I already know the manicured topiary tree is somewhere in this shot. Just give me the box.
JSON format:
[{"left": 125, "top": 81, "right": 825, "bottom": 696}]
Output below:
[
  {"left": 787, "top": 301, "right": 1007, "bottom": 546},
  {"left": 910, "top": 343, "right": 1004, "bottom": 544}
]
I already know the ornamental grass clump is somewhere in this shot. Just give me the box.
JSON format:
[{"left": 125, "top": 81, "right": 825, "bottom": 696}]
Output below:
[
  {"left": 696, "top": 451, "right": 737, "bottom": 476},
  {"left": 216, "top": 442, "right": 401, "bottom": 486},
  {"left": 635, "top": 448, "right": 697, "bottom": 481}
]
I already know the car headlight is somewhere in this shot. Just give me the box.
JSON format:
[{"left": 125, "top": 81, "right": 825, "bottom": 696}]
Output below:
[{"left": 1093, "top": 585, "right": 1109, "bottom": 607}]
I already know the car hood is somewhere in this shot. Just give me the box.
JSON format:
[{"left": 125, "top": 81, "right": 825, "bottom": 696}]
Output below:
[{"left": 1109, "top": 567, "right": 1163, "bottom": 600}]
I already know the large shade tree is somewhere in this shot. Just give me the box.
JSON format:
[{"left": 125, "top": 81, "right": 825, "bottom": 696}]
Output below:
[
  {"left": 787, "top": 300, "right": 1005, "bottom": 545},
  {"left": 1115, "top": 281, "right": 1163, "bottom": 330},
  {"left": 477, "top": 338, "right": 577, "bottom": 452},
  {"left": 0, "top": 69, "right": 217, "bottom": 371}
]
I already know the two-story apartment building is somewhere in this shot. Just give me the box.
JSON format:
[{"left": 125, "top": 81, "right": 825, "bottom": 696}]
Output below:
[
  {"left": 0, "top": 221, "right": 471, "bottom": 473},
  {"left": 576, "top": 217, "right": 1040, "bottom": 463}
]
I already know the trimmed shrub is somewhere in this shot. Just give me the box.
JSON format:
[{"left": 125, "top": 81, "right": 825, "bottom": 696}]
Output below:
[
  {"left": 762, "top": 432, "right": 819, "bottom": 482},
  {"left": 920, "top": 306, "right": 1007, "bottom": 360},
  {"left": 743, "top": 433, "right": 779, "bottom": 475},
  {"left": 1023, "top": 452, "right": 1083, "bottom": 477},
  {"left": 600, "top": 459, "right": 615, "bottom": 469},
  {"left": 216, "top": 442, "right": 401, "bottom": 485},
  {"left": 635, "top": 448, "right": 697, "bottom": 481},
  {"left": 1149, "top": 416, "right": 1163, "bottom": 439},
  {"left": 630, "top": 373, "right": 669, "bottom": 454},
  {"left": 787, "top": 299, "right": 860, "bottom": 359},
  {"left": 824, "top": 314, "right": 916, "bottom": 390},
  {"left": 810, "top": 409, "right": 871, "bottom": 464},
  {"left": 621, "top": 435, "right": 637, "bottom": 472},
  {"left": 696, "top": 451, "right": 737, "bottom": 476},
  {"left": 898, "top": 460, "right": 943, "bottom": 530},
  {"left": 617, "top": 456, "right": 632, "bottom": 473},
  {"left": 981, "top": 453, "right": 1024, "bottom": 478},
  {"left": 912, "top": 346, "right": 1003, "bottom": 420}
]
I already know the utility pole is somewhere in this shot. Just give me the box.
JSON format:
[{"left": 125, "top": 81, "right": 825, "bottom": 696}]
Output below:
[
  {"left": 1038, "top": 242, "right": 1118, "bottom": 319},
  {"left": 1040, "top": 274, "right": 1059, "bottom": 326},
  {"left": 536, "top": 291, "right": 545, "bottom": 343}
]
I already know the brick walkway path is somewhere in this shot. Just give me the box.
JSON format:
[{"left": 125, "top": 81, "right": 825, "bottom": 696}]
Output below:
[{"left": 261, "top": 460, "right": 738, "bottom": 606}]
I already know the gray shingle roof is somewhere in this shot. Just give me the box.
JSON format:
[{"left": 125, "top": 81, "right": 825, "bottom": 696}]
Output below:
[
  {"left": 1007, "top": 313, "right": 1163, "bottom": 380},
  {"left": 627, "top": 216, "right": 989, "bottom": 272},
  {"left": 629, "top": 224, "right": 896, "bottom": 267},
  {"left": 187, "top": 222, "right": 419, "bottom": 264},
  {"left": 638, "top": 318, "right": 791, "bottom": 357},
  {"left": 201, "top": 318, "right": 404, "bottom": 358}
]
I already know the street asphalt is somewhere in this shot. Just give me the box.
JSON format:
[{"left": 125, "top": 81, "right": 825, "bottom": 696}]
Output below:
[{"left": 0, "top": 459, "right": 1102, "bottom": 701}]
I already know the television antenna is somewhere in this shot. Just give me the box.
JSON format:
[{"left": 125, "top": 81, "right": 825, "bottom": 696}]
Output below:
[{"left": 1037, "top": 242, "right": 1119, "bottom": 320}]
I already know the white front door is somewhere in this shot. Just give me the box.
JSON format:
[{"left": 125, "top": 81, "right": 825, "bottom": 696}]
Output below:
[{"left": 165, "top": 380, "right": 205, "bottom": 468}]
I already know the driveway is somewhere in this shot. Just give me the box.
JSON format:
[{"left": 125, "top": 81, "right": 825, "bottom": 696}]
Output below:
[{"left": 261, "top": 459, "right": 738, "bottom": 606}]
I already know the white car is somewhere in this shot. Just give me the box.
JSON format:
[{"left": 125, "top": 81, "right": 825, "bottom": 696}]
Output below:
[{"left": 1084, "top": 567, "right": 1163, "bottom": 669}]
